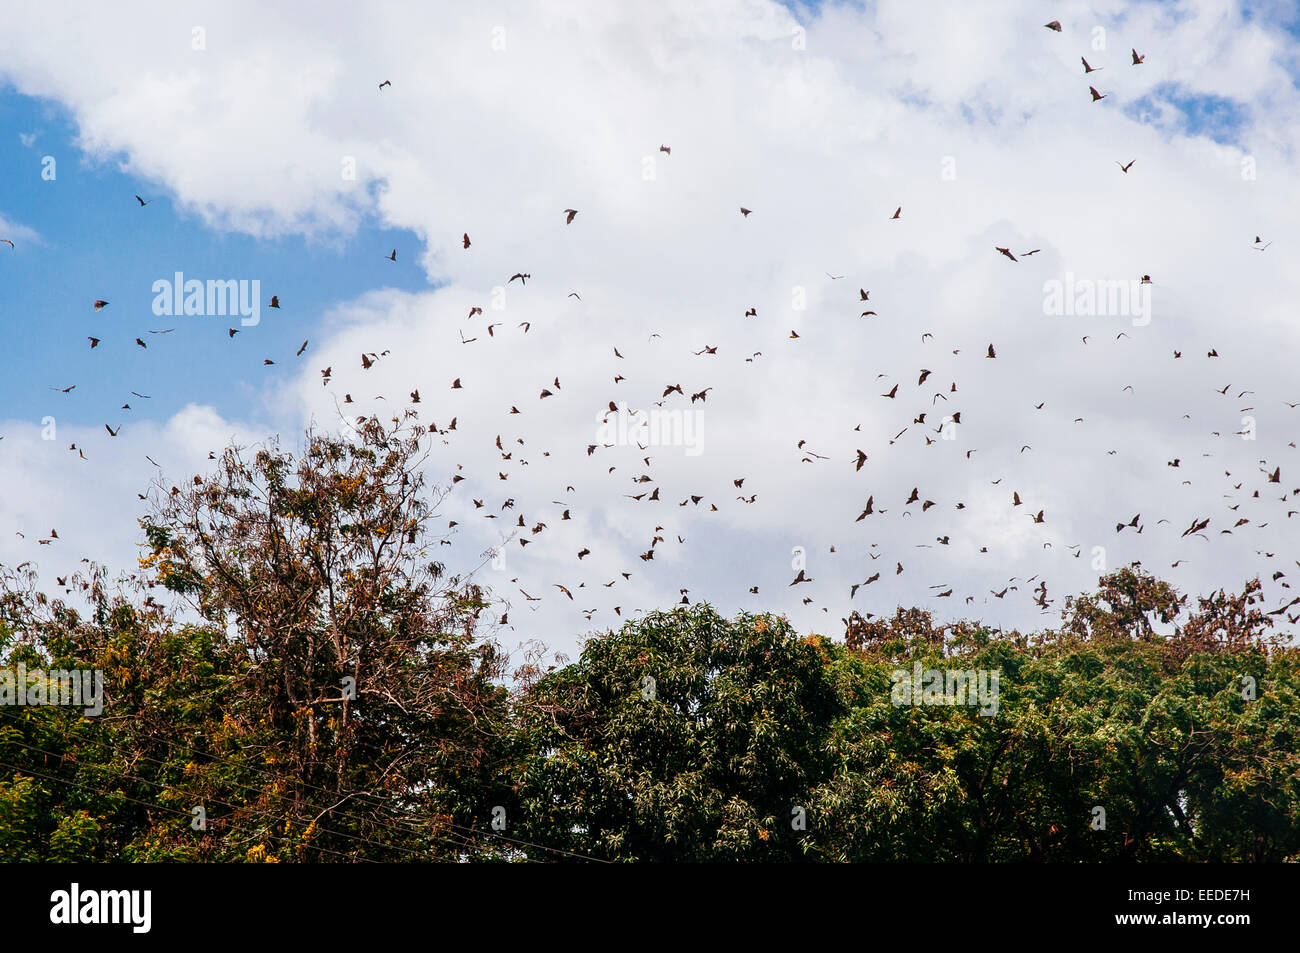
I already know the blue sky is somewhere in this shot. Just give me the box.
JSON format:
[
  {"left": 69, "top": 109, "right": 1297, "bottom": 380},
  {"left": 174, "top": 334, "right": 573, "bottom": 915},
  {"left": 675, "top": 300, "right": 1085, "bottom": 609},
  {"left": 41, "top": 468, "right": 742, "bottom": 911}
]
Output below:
[
  {"left": 0, "top": 87, "right": 426, "bottom": 430},
  {"left": 1125, "top": 85, "right": 1250, "bottom": 144}
]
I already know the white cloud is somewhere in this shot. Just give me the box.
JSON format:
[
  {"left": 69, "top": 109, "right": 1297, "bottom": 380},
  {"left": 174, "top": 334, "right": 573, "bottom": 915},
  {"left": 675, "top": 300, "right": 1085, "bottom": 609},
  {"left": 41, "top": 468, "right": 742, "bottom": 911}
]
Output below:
[
  {"left": 3, "top": 0, "right": 1300, "bottom": 653},
  {"left": 0, "top": 404, "right": 268, "bottom": 595},
  {"left": 0, "top": 213, "right": 40, "bottom": 246}
]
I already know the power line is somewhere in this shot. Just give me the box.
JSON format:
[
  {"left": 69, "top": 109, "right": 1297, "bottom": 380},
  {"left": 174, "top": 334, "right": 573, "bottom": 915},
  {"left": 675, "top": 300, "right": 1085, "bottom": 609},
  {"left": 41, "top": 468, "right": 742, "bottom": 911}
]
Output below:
[
  {"left": 123, "top": 733, "right": 518, "bottom": 857},
  {"left": 0, "top": 687, "right": 609, "bottom": 862},
  {"left": 0, "top": 757, "right": 376, "bottom": 864},
  {"left": 1, "top": 736, "right": 479, "bottom": 862},
  {"left": 86, "top": 728, "right": 612, "bottom": 862}
]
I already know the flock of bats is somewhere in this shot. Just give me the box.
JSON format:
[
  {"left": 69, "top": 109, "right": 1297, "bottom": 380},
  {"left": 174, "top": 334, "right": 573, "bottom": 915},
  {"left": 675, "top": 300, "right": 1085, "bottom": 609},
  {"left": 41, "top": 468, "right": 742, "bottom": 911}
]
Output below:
[{"left": 5, "top": 16, "right": 1299, "bottom": 639}]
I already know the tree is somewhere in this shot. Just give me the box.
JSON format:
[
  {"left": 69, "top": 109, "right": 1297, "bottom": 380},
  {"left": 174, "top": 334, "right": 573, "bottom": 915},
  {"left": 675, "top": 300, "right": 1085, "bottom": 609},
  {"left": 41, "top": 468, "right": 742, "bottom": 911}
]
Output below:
[
  {"left": 1, "top": 416, "right": 514, "bottom": 861},
  {"left": 3, "top": 506, "right": 1297, "bottom": 862},
  {"left": 511, "top": 604, "right": 848, "bottom": 860},
  {"left": 808, "top": 569, "right": 1300, "bottom": 861}
]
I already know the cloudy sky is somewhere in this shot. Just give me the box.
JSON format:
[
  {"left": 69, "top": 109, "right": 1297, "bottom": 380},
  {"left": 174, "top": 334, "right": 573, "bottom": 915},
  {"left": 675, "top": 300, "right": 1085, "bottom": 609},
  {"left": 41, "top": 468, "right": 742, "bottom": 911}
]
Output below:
[{"left": 2, "top": 0, "right": 1300, "bottom": 656}]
